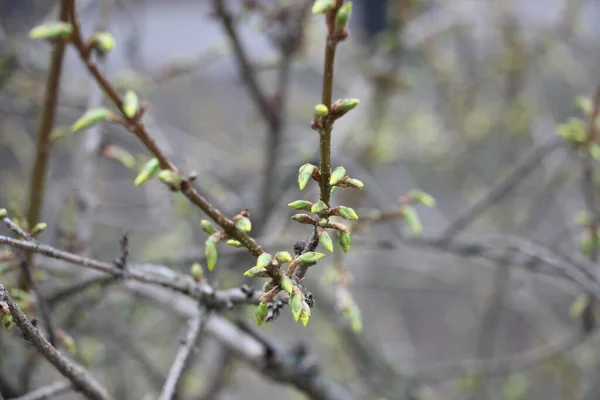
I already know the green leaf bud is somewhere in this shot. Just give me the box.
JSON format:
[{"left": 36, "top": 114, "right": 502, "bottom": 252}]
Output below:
[
  {"left": 329, "top": 166, "right": 347, "bottom": 186},
  {"left": 123, "top": 90, "right": 139, "bottom": 118},
  {"left": 256, "top": 253, "right": 272, "bottom": 269},
  {"left": 236, "top": 216, "right": 252, "bottom": 232},
  {"left": 336, "top": 206, "right": 358, "bottom": 220},
  {"left": 276, "top": 251, "right": 293, "bottom": 263},
  {"left": 312, "top": 0, "right": 335, "bottom": 14},
  {"left": 298, "top": 252, "right": 325, "bottom": 263},
  {"left": 255, "top": 302, "right": 268, "bottom": 326},
  {"left": 311, "top": 200, "right": 328, "bottom": 214},
  {"left": 72, "top": 108, "right": 112, "bottom": 132},
  {"left": 92, "top": 31, "right": 116, "bottom": 52},
  {"left": 339, "top": 231, "right": 351, "bottom": 253},
  {"left": 289, "top": 291, "right": 303, "bottom": 322},
  {"left": 280, "top": 276, "right": 294, "bottom": 294},
  {"left": 29, "top": 22, "right": 72, "bottom": 40},
  {"left": 288, "top": 200, "right": 313, "bottom": 211},
  {"left": 298, "top": 163, "right": 317, "bottom": 191},
  {"left": 314, "top": 104, "right": 329, "bottom": 117},
  {"left": 134, "top": 158, "right": 160, "bottom": 186},
  {"left": 157, "top": 170, "right": 182, "bottom": 186},
  {"left": 205, "top": 238, "right": 218, "bottom": 271},
  {"left": 319, "top": 230, "right": 334, "bottom": 252},
  {"left": 200, "top": 220, "right": 216, "bottom": 235}
]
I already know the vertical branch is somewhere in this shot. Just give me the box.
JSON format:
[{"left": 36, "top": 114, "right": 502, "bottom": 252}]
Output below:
[
  {"left": 318, "top": 0, "right": 344, "bottom": 206},
  {"left": 157, "top": 315, "right": 204, "bottom": 400},
  {"left": 21, "top": 0, "right": 70, "bottom": 290}
]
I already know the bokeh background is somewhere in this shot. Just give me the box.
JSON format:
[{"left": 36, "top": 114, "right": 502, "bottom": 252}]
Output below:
[{"left": 2, "top": 0, "right": 600, "bottom": 399}]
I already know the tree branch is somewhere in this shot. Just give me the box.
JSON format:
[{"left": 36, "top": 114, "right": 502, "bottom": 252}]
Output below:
[
  {"left": 22, "top": 0, "right": 69, "bottom": 291},
  {"left": 0, "top": 284, "right": 111, "bottom": 400},
  {"left": 157, "top": 315, "right": 204, "bottom": 400},
  {"left": 9, "top": 380, "right": 72, "bottom": 400}
]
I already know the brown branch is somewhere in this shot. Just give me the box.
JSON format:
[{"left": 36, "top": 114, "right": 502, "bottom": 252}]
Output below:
[
  {"left": 10, "top": 380, "right": 72, "bottom": 400},
  {"left": 64, "top": 0, "right": 264, "bottom": 258},
  {"left": 157, "top": 315, "right": 204, "bottom": 400},
  {"left": 318, "top": 0, "right": 344, "bottom": 207},
  {"left": 22, "top": 0, "right": 70, "bottom": 291},
  {"left": 0, "top": 284, "right": 111, "bottom": 400}
]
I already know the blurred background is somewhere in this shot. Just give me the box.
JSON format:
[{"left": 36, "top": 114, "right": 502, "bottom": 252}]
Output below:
[{"left": 2, "top": 0, "right": 600, "bottom": 399}]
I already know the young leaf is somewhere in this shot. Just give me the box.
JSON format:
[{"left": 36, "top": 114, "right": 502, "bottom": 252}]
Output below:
[
  {"left": 276, "top": 251, "right": 293, "bottom": 264},
  {"left": 288, "top": 200, "right": 313, "bottom": 211},
  {"left": 329, "top": 166, "right": 347, "bottom": 186},
  {"left": 134, "top": 158, "right": 160, "bottom": 186},
  {"left": 31, "top": 223, "right": 47, "bottom": 236},
  {"left": 123, "top": 90, "right": 139, "bottom": 118},
  {"left": 289, "top": 291, "right": 303, "bottom": 322},
  {"left": 409, "top": 190, "right": 436, "bottom": 207},
  {"left": 311, "top": 200, "right": 328, "bottom": 214},
  {"left": 336, "top": 206, "right": 359, "bottom": 220},
  {"left": 339, "top": 231, "right": 351, "bottom": 253},
  {"left": 190, "top": 262, "right": 204, "bottom": 282},
  {"left": 319, "top": 230, "right": 334, "bottom": 252},
  {"left": 226, "top": 239, "right": 244, "bottom": 248},
  {"left": 72, "top": 108, "right": 112, "bottom": 132},
  {"left": 334, "top": 2, "right": 353, "bottom": 30},
  {"left": 236, "top": 216, "right": 252, "bottom": 232},
  {"left": 300, "top": 301, "right": 311, "bottom": 327},
  {"left": 200, "top": 220, "right": 216, "bottom": 235},
  {"left": 256, "top": 253, "right": 272, "bottom": 269},
  {"left": 298, "top": 252, "right": 325, "bottom": 263},
  {"left": 312, "top": 0, "right": 335, "bottom": 14},
  {"left": 205, "top": 239, "right": 218, "bottom": 271},
  {"left": 93, "top": 31, "right": 116, "bottom": 52},
  {"left": 280, "top": 276, "right": 294, "bottom": 294},
  {"left": 346, "top": 178, "right": 364, "bottom": 189},
  {"left": 0, "top": 208, "right": 7, "bottom": 219},
  {"left": 29, "top": 22, "right": 72, "bottom": 40},
  {"left": 314, "top": 104, "right": 329, "bottom": 117},
  {"left": 298, "top": 163, "right": 317, "bottom": 191},
  {"left": 103, "top": 145, "right": 136, "bottom": 169},
  {"left": 243, "top": 266, "right": 267, "bottom": 278},
  {"left": 401, "top": 206, "right": 422, "bottom": 234},
  {"left": 291, "top": 214, "right": 315, "bottom": 224},
  {"left": 255, "top": 303, "right": 268, "bottom": 326},
  {"left": 157, "top": 170, "right": 182, "bottom": 186}
]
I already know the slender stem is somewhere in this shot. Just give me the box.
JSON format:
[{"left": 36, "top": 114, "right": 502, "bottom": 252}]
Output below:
[
  {"left": 22, "top": 0, "right": 69, "bottom": 290},
  {"left": 0, "top": 284, "right": 112, "bottom": 400},
  {"left": 10, "top": 381, "right": 72, "bottom": 400},
  {"left": 318, "top": 0, "right": 343, "bottom": 206},
  {"left": 0, "top": 234, "right": 262, "bottom": 308},
  {"left": 158, "top": 315, "right": 204, "bottom": 400}
]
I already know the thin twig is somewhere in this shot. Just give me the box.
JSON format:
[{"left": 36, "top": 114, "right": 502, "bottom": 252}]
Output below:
[
  {"left": 157, "top": 315, "right": 205, "bottom": 400},
  {"left": 318, "top": 0, "right": 345, "bottom": 207},
  {"left": 9, "top": 380, "right": 72, "bottom": 400},
  {"left": 0, "top": 284, "right": 111, "bottom": 400},
  {"left": 0, "top": 234, "right": 261, "bottom": 308}
]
